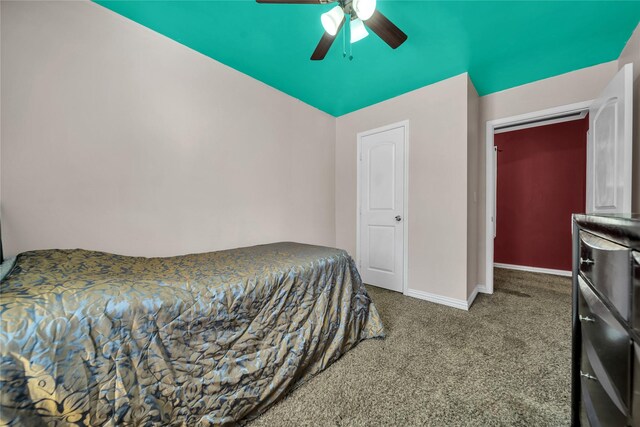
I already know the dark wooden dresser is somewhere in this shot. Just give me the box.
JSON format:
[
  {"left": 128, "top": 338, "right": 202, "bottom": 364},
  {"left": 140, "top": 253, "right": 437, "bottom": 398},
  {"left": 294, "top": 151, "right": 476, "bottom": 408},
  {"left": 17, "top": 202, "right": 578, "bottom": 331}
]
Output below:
[{"left": 572, "top": 214, "right": 640, "bottom": 426}]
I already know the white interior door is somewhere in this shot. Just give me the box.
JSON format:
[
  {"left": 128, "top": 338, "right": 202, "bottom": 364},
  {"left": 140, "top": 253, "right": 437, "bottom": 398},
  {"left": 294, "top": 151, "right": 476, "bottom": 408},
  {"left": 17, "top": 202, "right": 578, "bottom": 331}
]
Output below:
[
  {"left": 586, "top": 63, "right": 633, "bottom": 214},
  {"left": 358, "top": 125, "right": 405, "bottom": 292}
]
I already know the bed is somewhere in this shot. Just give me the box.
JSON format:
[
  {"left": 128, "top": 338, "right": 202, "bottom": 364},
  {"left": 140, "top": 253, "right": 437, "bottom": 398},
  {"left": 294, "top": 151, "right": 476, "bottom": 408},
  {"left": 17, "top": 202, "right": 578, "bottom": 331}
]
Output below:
[{"left": 0, "top": 242, "right": 384, "bottom": 426}]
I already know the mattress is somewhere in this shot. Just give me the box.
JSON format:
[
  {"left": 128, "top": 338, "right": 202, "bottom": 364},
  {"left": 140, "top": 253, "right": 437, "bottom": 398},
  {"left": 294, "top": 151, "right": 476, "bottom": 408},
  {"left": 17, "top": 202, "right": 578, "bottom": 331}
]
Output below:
[{"left": 0, "top": 242, "right": 384, "bottom": 425}]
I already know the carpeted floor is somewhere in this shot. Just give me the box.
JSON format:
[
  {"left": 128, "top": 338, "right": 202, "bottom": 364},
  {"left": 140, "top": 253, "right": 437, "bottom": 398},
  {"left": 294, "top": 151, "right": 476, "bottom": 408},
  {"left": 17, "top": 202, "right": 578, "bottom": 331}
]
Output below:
[{"left": 248, "top": 268, "right": 572, "bottom": 427}]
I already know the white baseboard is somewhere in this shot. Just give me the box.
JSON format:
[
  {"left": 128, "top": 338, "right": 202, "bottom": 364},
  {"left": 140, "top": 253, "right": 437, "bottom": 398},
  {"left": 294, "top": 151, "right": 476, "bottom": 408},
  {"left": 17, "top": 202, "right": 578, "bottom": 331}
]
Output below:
[
  {"left": 494, "top": 263, "right": 571, "bottom": 277},
  {"left": 467, "top": 284, "right": 480, "bottom": 309},
  {"left": 477, "top": 284, "right": 492, "bottom": 294},
  {"left": 405, "top": 287, "right": 474, "bottom": 311}
]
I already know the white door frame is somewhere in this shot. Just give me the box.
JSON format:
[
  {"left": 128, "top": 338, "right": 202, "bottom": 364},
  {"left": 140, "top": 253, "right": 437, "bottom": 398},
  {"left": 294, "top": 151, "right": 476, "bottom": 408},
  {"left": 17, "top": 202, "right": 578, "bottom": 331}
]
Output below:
[
  {"left": 483, "top": 100, "right": 592, "bottom": 294},
  {"left": 356, "top": 120, "right": 410, "bottom": 294}
]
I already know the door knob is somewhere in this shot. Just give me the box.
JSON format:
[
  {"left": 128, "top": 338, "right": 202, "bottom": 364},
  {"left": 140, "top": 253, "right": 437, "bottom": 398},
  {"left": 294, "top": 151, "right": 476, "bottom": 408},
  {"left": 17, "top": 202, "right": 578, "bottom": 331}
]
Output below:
[{"left": 395, "top": 215, "right": 402, "bottom": 222}]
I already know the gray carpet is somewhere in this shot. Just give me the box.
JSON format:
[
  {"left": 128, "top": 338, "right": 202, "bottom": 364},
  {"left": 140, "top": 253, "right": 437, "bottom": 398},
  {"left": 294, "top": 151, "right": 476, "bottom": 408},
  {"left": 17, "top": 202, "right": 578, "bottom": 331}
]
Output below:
[{"left": 249, "top": 268, "right": 571, "bottom": 426}]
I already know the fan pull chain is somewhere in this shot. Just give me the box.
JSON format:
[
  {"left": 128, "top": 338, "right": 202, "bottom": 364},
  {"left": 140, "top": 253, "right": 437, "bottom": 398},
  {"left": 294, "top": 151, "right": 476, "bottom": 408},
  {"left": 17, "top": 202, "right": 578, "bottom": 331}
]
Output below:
[
  {"left": 342, "top": 25, "right": 347, "bottom": 58},
  {"left": 342, "top": 17, "right": 352, "bottom": 60}
]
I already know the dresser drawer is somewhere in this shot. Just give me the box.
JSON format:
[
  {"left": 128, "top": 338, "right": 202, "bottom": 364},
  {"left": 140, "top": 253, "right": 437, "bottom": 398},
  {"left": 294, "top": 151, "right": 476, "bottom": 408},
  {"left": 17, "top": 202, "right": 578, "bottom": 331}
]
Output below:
[
  {"left": 579, "top": 276, "right": 631, "bottom": 409},
  {"left": 580, "top": 230, "right": 632, "bottom": 320},
  {"left": 632, "top": 342, "right": 640, "bottom": 427},
  {"left": 633, "top": 252, "right": 640, "bottom": 332},
  {"left": 580, "top": 339, "right": 629, "bottom": 427}
]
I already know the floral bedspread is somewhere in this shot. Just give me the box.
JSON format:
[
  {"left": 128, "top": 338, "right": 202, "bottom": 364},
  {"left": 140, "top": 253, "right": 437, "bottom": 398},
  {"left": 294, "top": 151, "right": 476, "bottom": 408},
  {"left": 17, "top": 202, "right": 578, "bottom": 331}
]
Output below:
[{"left": 0, "top": 242, "right": 384, "bottom": 426}]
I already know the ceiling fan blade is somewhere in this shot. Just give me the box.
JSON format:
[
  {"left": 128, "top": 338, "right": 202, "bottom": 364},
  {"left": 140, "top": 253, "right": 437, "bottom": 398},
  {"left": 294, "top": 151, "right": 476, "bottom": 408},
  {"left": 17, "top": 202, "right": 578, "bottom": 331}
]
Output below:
[
  {"left": 310, "top": 20, "right": 344, "bottom": 60},
  {"left": 364, "top": 10, "right": 408, "bottom": 49},
  {"left": 256, "top": 0, "right": 333, "bottom": 3}
]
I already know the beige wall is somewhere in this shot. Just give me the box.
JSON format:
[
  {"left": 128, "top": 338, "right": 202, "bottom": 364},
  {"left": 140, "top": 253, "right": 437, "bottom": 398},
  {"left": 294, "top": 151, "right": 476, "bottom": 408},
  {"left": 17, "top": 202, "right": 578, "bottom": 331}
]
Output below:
[
  {"left": 476, "top": 61, "right": 619, "bottom": 286},
  {"left": 335, "top": 73, "right": 470, "bottom": 301},
  {"left": 1, "top": 1, "right": 336, "bottom": 258},
  {"left": 467, "top": 77, "right": 480, "bottom": 298},
  {"left": 618, "top": 23, "right": 640, "bottom": 212}
]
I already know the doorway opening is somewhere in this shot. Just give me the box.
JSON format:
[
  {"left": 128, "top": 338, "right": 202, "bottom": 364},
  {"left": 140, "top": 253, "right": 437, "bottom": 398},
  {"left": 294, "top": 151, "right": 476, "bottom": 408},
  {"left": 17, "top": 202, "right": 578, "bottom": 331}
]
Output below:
[
  {"left": 480, "top": 101, "right": 592, "bottom": 294},
  {"left": 494, "top": 110, "right": 588, "bottom": 277}
]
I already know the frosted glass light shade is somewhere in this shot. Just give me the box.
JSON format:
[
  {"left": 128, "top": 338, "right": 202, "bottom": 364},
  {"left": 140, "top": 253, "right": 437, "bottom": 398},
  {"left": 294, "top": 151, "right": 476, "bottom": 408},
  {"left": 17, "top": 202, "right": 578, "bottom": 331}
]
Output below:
[
  {"left": 321, "top": 5, "right": 345, "bottom": 36},
  {"left": 352, "top": 0, "right": 376, "bottom": 21},
  {"left": 350, "top": 19, "right": 369, "bottom": 43}
]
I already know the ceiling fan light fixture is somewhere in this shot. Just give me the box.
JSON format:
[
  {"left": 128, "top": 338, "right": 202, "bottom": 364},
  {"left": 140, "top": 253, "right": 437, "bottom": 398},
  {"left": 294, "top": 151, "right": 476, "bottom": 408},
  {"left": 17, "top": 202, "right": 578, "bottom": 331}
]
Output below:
[
  {"left": 353, "top": 0, "right": 376, "bottom": 21},
  {"left": 321, "top": 5, "right": 345, "bottom": 36},
  {"left": 350, "top": 19, "right": 369, "bottom": 43}
]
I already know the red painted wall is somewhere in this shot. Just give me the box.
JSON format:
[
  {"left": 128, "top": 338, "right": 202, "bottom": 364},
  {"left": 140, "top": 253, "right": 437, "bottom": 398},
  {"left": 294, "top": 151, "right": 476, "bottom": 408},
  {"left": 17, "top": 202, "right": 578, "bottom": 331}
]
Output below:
[{"left": 494, "top": 116, "right": 588, "bottom": 272}]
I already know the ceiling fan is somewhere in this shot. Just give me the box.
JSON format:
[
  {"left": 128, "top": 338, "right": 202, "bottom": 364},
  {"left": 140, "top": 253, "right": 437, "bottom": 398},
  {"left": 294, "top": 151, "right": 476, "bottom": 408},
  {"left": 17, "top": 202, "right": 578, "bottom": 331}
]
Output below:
[{"left": 256, "top": 0, "right": 408, "bottom": 60}]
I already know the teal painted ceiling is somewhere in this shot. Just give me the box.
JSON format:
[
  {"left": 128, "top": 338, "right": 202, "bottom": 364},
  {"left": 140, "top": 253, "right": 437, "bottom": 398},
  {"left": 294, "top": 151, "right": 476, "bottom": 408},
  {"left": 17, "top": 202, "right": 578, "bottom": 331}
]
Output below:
[{"left": 95, "top": 1, "right": 640, "bottom": 116}]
